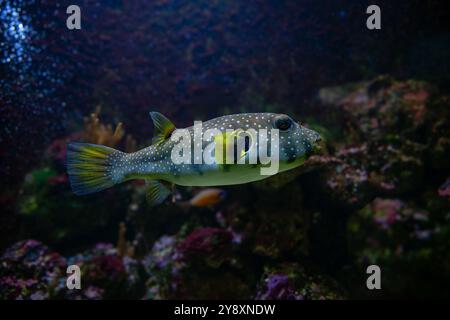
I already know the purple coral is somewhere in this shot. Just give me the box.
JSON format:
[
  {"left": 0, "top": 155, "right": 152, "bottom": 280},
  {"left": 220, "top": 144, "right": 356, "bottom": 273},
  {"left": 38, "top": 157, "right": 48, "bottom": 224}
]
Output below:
[
  {"left": 148, "top": 235, "right": 177, "bottom": 269},
  {"left": 256, "top": 274, "right": 303, "bottom": 300},
  {"left": 0, "top": 240, "right": 66, "bottom": 299},
  {"left": 178, "top": 227, "right": 233, "bottom": 257},
  {"left": 175, "top": 227, "right": 234, "bottom": 270}
]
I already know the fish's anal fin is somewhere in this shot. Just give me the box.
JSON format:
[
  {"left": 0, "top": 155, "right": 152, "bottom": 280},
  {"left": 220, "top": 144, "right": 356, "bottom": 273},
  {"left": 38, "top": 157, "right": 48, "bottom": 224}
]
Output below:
[
  {"left": 149, "top": 112, "right": 176, "bottom": 145},
  {"left": 146, "top": 180, "right": 172, "bottom": 206}
]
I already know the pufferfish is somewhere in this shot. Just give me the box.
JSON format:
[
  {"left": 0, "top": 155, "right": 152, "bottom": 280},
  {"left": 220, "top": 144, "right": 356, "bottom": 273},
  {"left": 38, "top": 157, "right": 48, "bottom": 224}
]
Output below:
[{"left": 67, "top": 112, "right": 322, "bottom": 204}]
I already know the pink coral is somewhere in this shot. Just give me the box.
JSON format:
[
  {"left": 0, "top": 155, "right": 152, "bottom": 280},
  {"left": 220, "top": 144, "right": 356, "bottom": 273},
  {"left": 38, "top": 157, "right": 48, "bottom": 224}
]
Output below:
[
  {"left": 178, "top": 228, "right": 232, "bottom": 255},
  {"left": 372, "top": 198, "right": 403, "bottom": 229},
  {"left": 177, "top": 228, "right": 233, "bottom": 267}
]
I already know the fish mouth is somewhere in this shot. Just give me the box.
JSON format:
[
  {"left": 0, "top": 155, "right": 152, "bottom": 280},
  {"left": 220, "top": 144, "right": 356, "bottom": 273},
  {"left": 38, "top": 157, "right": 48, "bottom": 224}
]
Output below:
[{"left": 312, "top": 142, "right": 323, "bottom": 154}]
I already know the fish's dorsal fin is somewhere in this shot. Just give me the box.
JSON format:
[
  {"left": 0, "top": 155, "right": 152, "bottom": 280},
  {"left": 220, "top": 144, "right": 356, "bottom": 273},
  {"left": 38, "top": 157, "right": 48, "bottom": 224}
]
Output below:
[
  {"left": 146, "top": 180, "right": 171, "bottom": 206},
  {"left": 149, "top": 112, "right": 176, "bottom": 145}
]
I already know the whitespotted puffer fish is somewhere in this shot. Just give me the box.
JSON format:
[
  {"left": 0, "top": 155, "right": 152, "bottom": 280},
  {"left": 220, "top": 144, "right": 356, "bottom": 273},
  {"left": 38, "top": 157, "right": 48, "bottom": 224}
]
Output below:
[{"left": 67, "top": 112, "right": 322, "bottom": 204}]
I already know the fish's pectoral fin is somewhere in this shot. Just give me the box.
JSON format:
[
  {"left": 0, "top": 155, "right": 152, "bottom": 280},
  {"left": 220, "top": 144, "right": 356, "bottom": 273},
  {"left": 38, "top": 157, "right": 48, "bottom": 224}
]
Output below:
[
  {"left": 149, "top": 111, "right": 176, "bottom": 145},
  {"left": 213, "top": 129, "right": 256, "bottom": 164},
  {"left": 146, "top": 180, "right": 172, "bottom": 206},
  {"left": 213, "top": 129, "right": 242, "bottom": 164}
]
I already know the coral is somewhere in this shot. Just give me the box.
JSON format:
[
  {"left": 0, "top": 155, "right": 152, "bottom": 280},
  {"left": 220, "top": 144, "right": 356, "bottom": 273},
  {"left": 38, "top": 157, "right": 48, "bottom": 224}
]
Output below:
[
  {"left": 82, "top": 106, "right": 136, "bottom": 152},
  {"left": 255, "top": 274, "right": 303, "bottom": 300},
  {"left": 53, "top": 243, "right": 146, "bottom": 300},
  {"left": 143, "top": 235, "right": 182, "bottom": 299},
  {"left": 333, "top": 76, "right": 434, "bottom": 140},
  {"left": 297, "top": 77, "right": 450, "bottom": 296},
  {"left": 304, "top": 77, "right": 449, "bottom": 213},
  {"left": 256, "top": 264, "right": 344, "bottom": 300},
  {"left": 347, "top": 195, "right": 449, "bottom": 298},
  {"left": 177, "top": 227, "right": 233, "bottom": 268},
  {"left": 143, "top": 230, "right": 251, "bottom": 299},
  {"left": 371, "top": 198, "right": 404, "bottom": 229},
  {"left": 0, "top": 240, "right": 66, "bottom": 299},
  {"left": 0, "top": 240, "right": 146, "bottom": 300},
  {"left": 46, "top": 138, "right": 72, "bottom": 167},
  {"left": 117, "top": 222, "right": 135, "bottom": 258}
]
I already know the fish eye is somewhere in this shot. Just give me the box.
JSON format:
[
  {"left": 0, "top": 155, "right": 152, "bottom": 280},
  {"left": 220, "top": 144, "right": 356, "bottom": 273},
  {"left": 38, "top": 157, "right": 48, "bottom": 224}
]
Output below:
[{"left": 273, "top": 115, "right": 293, "bottom": 131}]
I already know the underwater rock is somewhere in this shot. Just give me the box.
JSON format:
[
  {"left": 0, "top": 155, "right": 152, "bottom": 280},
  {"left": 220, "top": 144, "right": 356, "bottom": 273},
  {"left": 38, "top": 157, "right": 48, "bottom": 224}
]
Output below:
[
  {"left": 324, "top": 76, "right": 434, "bottom": 140},
  {"left": 219, "top": 184, "right": 308, "bottom": 259},
  {"left": 301, "top": 152, "right": 376, "bottom": 212},
  {"left": 318, "top": 76, "right": 449, "bottom": 175},
  {"left": 306, "top": 76, "right": 449, "bottom": 211},
  {"left": 347, "top": 196, "right": 450, "bottom": 298},
  {"left": 319, "top": 79, "right": 450, "bottom": 297},
  {"left": 298, "top": 76, "right": 450, "bottom": 276}
]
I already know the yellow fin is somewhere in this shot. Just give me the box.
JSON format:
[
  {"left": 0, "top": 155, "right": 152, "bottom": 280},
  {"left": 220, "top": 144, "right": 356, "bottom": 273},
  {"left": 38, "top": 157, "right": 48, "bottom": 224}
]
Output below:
[
  {"left": 66, "top": 142, "right": 120, "bottom": 195},
  {"left": 146, "top": 180, "right": 171, "bottom": 206},
  {"left": 149, "top": 112, "right": 176, "bottom": 145}
]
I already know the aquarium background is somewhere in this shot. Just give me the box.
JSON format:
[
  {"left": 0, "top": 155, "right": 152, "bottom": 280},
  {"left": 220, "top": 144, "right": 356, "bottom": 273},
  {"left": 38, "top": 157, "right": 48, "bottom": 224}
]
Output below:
[{"left": 1, "top": 0, "right": 449, "bottom": 299}]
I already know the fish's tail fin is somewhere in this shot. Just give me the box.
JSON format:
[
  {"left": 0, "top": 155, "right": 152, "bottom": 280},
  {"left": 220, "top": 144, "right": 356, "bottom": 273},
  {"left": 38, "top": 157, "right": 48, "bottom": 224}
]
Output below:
[{"left": 66, "top": 142, "right": 125, "bottom": 195}]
